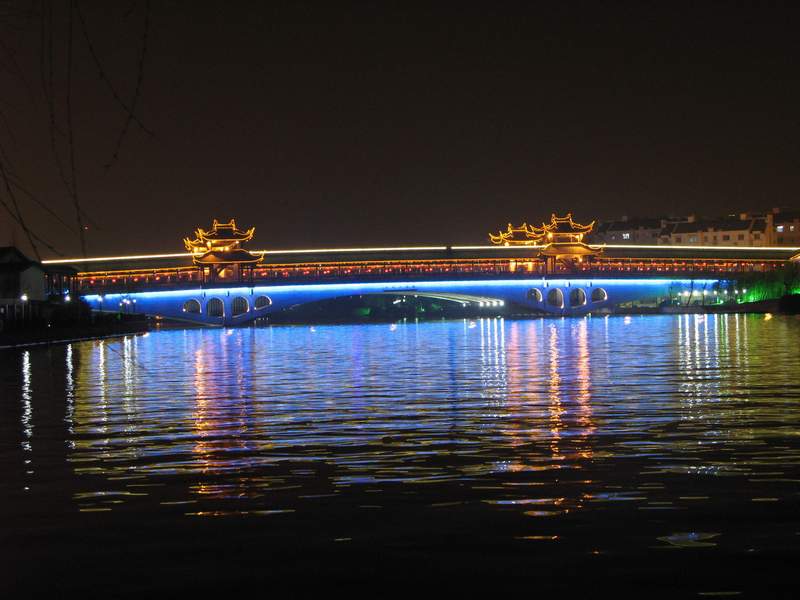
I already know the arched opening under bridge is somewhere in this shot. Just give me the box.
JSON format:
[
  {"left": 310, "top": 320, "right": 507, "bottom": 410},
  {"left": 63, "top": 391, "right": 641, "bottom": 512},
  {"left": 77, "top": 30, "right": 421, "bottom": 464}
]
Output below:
[{"left": 206, "top": 298, "right": 224, "bottom": 318}]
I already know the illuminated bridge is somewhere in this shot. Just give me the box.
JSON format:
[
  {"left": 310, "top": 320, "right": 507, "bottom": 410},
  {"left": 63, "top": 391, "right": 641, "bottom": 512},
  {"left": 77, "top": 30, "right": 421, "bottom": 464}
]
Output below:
[{"left": 42, "top": 217, "right": 799, "bottom": 326}]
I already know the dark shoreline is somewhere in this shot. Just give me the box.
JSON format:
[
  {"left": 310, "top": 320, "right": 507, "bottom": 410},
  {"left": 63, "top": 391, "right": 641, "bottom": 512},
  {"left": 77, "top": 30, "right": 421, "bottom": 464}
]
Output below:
[{"left": 0, "top": 320, "right": 149, "bottom": 349}]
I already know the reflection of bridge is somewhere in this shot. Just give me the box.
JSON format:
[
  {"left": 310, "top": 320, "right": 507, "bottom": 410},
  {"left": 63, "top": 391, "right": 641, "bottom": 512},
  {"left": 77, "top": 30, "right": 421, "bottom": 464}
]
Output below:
[{"left": 42, "top": 216, "right": 799, "bottom": 325}]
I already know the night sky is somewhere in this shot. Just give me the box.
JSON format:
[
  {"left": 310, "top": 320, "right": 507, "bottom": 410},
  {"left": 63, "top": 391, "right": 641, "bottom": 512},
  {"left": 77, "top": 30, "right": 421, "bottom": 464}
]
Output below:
[{"left": 2, "top": 1, "right": 800, "bottom": 257}]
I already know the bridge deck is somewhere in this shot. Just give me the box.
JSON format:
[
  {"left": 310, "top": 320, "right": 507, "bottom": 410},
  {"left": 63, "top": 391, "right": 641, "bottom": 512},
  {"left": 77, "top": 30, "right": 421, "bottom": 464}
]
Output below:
[
  {"left": 44, "top": 243, "right": 800, "bottom": 270},
  {"left": 41, "top": 244, "right": 799, "bottom": 296}
]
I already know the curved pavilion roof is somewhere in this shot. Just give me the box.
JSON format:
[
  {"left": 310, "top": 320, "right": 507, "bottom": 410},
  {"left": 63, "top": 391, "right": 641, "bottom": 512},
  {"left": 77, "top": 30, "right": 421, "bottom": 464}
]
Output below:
[
  {"left": 490, "top": 214, "right": 596, "bottom": 246},
  {"left": 184, "top": 219, "right": 255, "bottom": 251},
  {"left": 488, "top": 223, "right": 541, "bottom": 245},
  {"left": 532, "top": 213, "right": 595, "bottom": 236}
]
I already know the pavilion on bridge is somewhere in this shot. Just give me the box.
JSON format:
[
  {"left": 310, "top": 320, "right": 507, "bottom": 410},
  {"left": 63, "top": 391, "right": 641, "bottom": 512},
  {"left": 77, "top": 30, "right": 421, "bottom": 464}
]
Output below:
[
  {"left": 184, "top": 219, "right": 263, "bottom": 284},
  {"left": 489, "top": 213, "right": 602, "bottom": 271}
]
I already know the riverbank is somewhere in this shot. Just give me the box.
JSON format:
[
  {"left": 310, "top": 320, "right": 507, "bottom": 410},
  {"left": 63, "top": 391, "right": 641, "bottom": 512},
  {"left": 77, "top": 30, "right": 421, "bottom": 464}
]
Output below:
[
  {"left": 0, "top": 315, "right": 149, "bottom": 349},
  {"left": 675, "top": 293, "right": 800, "bottom": 315}
]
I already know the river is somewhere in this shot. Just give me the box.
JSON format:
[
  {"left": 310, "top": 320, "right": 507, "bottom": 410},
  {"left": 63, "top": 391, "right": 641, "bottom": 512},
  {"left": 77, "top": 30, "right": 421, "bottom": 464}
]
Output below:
[{"left": 2, "top": 314, "right": 799, "bottom": 595}]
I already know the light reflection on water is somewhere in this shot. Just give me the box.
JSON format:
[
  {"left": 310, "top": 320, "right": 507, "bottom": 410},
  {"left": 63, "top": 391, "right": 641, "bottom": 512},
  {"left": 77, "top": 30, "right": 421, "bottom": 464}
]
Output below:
[{"left": 3, "top": 314, "right": 800, "bottom": 574}]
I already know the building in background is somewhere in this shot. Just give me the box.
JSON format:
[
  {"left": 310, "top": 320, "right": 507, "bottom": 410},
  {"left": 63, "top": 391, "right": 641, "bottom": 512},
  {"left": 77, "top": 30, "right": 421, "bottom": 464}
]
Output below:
[
  {"left": 592, "top": 217, "right": 664, "bottom": 244},
  {"left": 1, "top": 246, "right": 47, "bottom": 301},
  {"left": 590, "top": 208, "right": 799, "bottom": 247},
  {"left": 773, "top": 210, "right": 800, "bottom": 246},
  {"left": 662, "top": 216, "right": 769, "bottom": 247},
  {"left": 0, "top": 246, "right": 77, "bottom": 330}
]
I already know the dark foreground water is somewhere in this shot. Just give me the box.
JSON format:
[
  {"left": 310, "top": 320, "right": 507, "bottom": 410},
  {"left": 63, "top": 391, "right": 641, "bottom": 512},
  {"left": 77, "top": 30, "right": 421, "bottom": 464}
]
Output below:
[{"left": 2, "top": 315, "right": 799, "bottom": 595}]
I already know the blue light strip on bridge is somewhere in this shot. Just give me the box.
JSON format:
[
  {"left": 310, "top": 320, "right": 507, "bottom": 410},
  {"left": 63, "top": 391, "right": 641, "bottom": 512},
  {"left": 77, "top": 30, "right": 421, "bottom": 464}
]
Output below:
[{"left": 82, "top": 277, "right": 723, "bottom": 302}]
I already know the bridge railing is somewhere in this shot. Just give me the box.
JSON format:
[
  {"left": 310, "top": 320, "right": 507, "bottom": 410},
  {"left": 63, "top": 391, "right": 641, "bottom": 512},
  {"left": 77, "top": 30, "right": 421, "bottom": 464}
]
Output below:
[{"left": 75, "top": 258, "right": 785, "bottom": 296}]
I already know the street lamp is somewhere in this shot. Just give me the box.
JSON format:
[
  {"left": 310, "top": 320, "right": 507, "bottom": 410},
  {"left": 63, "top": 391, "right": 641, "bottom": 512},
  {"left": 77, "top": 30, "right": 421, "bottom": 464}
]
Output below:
[{"left": 19, "top": 293, "right": 28, "bottom": 321}]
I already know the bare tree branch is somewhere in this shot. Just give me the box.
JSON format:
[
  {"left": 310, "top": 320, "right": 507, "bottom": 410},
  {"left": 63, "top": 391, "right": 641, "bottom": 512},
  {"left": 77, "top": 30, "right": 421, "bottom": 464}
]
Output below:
[{"left": 105, "top": 0, "right": 150, "bottom": 170}]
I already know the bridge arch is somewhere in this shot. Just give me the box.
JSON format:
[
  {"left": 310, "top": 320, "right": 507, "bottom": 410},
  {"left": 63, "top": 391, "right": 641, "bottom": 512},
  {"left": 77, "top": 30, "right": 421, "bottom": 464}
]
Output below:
[
  {"left": 546, "top": 288, "right": 564, "bottom": 309},
  {"left": 182, "top": 299, "right": 201, "bottom": 314},
  {"left": 206, "top": 298, "right": 224, "bottom": 318},
  {"left": 569, "top": 288, "right": 587, "bottom": 308},
  {"left": 232, "top": 296, "right": 249, "bottom": 317},
  {"left": 254, "top": 295, "right": 272, "bottom": 309},
  {"left": 591, "top": 287, "right": 608, "bottom": 303},
  {"left": 528, "top": 288, "right": 543, "bottom": 303}
]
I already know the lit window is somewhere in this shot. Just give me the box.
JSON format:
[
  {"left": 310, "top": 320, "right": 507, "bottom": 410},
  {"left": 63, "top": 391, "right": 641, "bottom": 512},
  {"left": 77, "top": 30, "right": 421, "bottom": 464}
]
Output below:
[{"left": 776, "top": 225, "right": 784, "bottom": 232}]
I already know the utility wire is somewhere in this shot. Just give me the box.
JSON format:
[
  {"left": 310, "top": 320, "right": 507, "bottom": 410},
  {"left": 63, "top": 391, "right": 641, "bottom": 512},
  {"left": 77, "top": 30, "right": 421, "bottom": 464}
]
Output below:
[
  {"left": 76, "top": 1, "right": 154, "bottom": 139},
  {"left": 65, "top": 0, "right": 87, "bottom": 257},
  {"left": 105, "top": 0, "right": 150, "bottom": 170},
  {"left": 6, "top": 168, "right": 102, "bottom": 232},
  {"left": 0, "top": 106, "right": 17, "bottom": 148},
  {"left": 0, "top": 194, "right": 63, "bottom": 256},
  {"left": 121, "top": 0, "right": 138, "bottom": 20},
  {"left": 0, "top": 145, "right": 41, "bottom": 259},
  {"left": 5, "top": 172, "right": 77, "bottom": 233},
  {"left": 0, "top": 167, "right": 63, "bottom": 257},
  {"left": 42, "top": 0, "right": 74, "bottom": 196},
  {"left": 38, "top": 1, "right": 102, "bottom": 235},
  {"left": 104, "top": 338, "right": 151, "bottom": 374},
  {"left": 0, "top": 36, "right": 32, "bottom": 98}
]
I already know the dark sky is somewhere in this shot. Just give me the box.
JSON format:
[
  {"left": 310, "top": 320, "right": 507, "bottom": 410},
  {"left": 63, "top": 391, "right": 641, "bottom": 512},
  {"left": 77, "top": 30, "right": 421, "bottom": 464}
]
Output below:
[{"left": 2, "top": 1, "right": 800, "bottom": 257}]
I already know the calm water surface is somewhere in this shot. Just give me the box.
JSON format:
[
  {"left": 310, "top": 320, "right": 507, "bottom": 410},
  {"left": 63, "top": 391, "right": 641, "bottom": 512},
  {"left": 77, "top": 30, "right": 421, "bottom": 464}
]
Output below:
[{"left": 2, "top": 315, "right": 799, "bottom": 594}]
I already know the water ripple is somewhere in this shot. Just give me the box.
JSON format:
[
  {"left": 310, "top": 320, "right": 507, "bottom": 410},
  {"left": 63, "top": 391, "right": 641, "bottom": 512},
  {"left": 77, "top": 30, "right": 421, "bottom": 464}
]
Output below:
[{"left": 2, "top": 314, "right": 800, "bottom": 572}]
